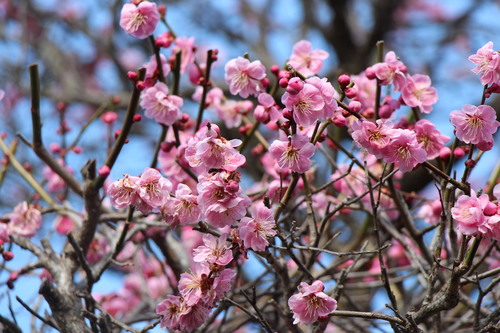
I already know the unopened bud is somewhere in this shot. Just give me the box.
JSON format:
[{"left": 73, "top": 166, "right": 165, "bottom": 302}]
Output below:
[
  {"left": 278, "top": 77, "right": 289, "bottom": 88},
  {"left": 338, "top": 74, "right": 351, "bottom": 88},
  {"left": 453, "top": 147, "right": 465, "bottom": 159},
  {"left": 344, "top": 87, "right": 357, "bottom": 99},
  {"left": 2, "top": 251, "right": 14, "bottom": 261},
  {"left": 270, "top": 65, "right": 280, "bottom": 76},
  {"left": 98, "top": 165, "right": 110, "bottom": 177},
  {"left": 127, "top": 71, "right": 138, "bottom": 81},
  {"left": 135, "top": 81, "right": 146, "bottom": 91}
]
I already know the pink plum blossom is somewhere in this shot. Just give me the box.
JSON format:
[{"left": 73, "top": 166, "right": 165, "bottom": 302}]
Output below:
[
  {"left": 144, "top": 54, "right": 171, "bottom": 86},
  {"left": 351, "top": 119, "right": 397, "bottom": 158},
  {"left": 449, "top": 104, "right": 500, "bottom": 148},
  {"left": 178, "top": 263, "right": 236, "bottom": 307},
  {"left": 214, "top": 100, "right": 253, "bottom": 128},
  {"left": 137, "top": 168, "right": 172, "bottom": 209},
  {"left": 119, "top": 2, "right": 160, "bottom": 39},
  {"left": 287, "top": 40, "right": 329, "bottom": 77},
  {"left": 254, "top": 93, "right": 283, "bottom": 124},
  {"left": 238, "top": 202, "right": 276, "bottom": 252},
  {"left": 269, "top": 134, "right": 315, "bottom": 173},
  {"left": 197, "top": 171, "right": 251, "bottom": 228},
  {"left": 282, "top": 83, "right": 325, "bottom": 127},
  {"left": 451, "top": 191, "right": 494, "bottom": 236},
  {"left": 468, "top": 41, "right": 500, "bottom": 85},
  {"left": 43, "top": 160, "right": 74, "bottom": 193},
  {"left": 192, "top": 233, "right": 233, "bottom": 266},
  {"left": 353, "top": 73, "right": 377, "bottom": 115},
  {"left": 107, "top": 174, "right": 141, "bottom": 209},
  {"left": 53, "top": 214, "right": 77, "bottom": 235},
  {"left": 288, "top": 280, "right": 337, "bottom": 325},
  {"left": 305, "top": 76, "right": 338, "bottom": 118},
  {"left": 140, "top": 82, "right": 183, "bottom": 125},
  {"left": 172, "top": 37, "right": 196, "bottom": 74},
  {"left": 192, "top": 87, "right": 224, "bottom": 110},
  {"left": 367, "top": 51, "right": 407, "bottom": 91},
  {"left": 156, "top": 295, "right": 211, "bottom": 332},
  {"left": 5, "top": 202, "right": 42, "bottom": 238},
  {"left": 401, "top": 74, "right": 438, "bottom": 113},
  {"left": 380, "top": 129, "right": 427, "bottom": 172},
  {"left": 418, "top": 198, "right": 443, "bottom": 224},
  {"left": 413, "top": 119, "right": 450, "bottom": 159},
  {"left": 161, "top": 183, "right": 200, "bottom": 227},
  {"left": 158, "top": 141, "right": 197, "bottom": 189},
  {"left": 185, "top": 123, "right": 246, "bottom": 172},
  {"left": 225, "top": 57, "right": 266, "bottom": 98},
  {"left": 86, "top": 234, "right": 111, "bottom": 264}
]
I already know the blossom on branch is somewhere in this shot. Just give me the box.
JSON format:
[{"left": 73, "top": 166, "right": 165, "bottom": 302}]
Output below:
[
  {"left": 225, "top": 56, "right": 267, "bottom": 98},
  {"left": 468, "top": 41, "right": 500, "bottom": 85},
  {"left": 140, "top": 82, "right": 183, "bottom": 126},
  {"left": 238, "top": 202, "right": 276, "bottom": 252},
  {"left": 401, "top": 74, "right": 438, "bottom": 113},
  {"left": 380, "top": 129, "right": 427, "bottom": 172},
  {"left": 449, "top": 104, "right": 500, "bottom": 150},
  {"left": 287, "top": 40, "right": 329, "bottom": 77},
  {"left": 4, "top": 202, "right": 42, "bottom": 238},
  {"left": 269, "top": 134, "right": 315, "bottom": 173},
  {"left": 288, "top": 280, "right": 337, "bottom": 325},
  {"left": 120, "top": 2, "right": 160, "bottom": 39}
]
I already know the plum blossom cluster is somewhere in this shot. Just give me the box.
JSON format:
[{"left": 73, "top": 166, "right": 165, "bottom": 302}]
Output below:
[
  {"left": 350, "top": 50, "right": 439, "bottom": 118},
  {"left": 350, "top": 118, "right": 449, "bottom": 172},
  {"left": 108, "top": 167, "right": 172, "bottom": 215},
  {"left": 451, "top": 184, "right": 500, "bottom": 240},
  {"left": 103, "top": 7, "right": 500, "bottom": 331}
]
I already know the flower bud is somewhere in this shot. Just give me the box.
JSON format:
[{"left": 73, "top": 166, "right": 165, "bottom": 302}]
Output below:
[
  {"left": 348, "top": 100, "right": 362, "bottom": 113},
  {"left": 270, "top": 65, "right": 280, "bottom": 76},
  {"left": 337, "top": 74, "right": 351, "bottom": 88},
  {"left": 2, "top": 251, "right": 14, "bottom": 261},
  {"left": 453, "top": 147, "right": 465, "bottom": 159},
  {"left": 98, "top": 165, "right": 110, "bottom": 177},
  {"left": 344, "top": 87, "right": 357, "bottom": 99},
  {"left": 439, "top": 147, "right": 451, "bottom": 160},
  {"left": 286, "top": 77, "right": 304, "bottom": 95},
  {"left": 127, "top": 71, "right": 138, "bottom": 81},
  {"left": 279, "top": 77, "right": 289, "bottom": 88}
]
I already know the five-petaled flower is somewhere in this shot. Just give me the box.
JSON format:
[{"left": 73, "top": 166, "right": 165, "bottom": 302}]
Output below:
[
  {"left": 269, "top": 134, "right": 315, "bottom": 173},
  {"left": 225, "top": 57, "right": 267, "bottom": 98},
  {"left": 120, "top": 2, "right": 160, "bottom": 39},
  {"left": 288, "top": 280, "right": 337, "bottom": 325}
]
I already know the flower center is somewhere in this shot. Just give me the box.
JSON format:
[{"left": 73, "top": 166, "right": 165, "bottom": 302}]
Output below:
[
  {"left": 280, "top": 147, "right": 300, "bottom": 168},
  {"left": 127, "top": 13, "right": 148, "bottom": 32},
  {"left": 397, "top": 145, "right": 411, "bottom": 160}
]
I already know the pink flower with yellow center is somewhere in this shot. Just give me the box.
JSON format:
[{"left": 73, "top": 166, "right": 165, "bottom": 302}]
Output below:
[
  {"left": 381, "top": 129, "right": 427, "bottom": 172},
  {"left": 288, "top": 280, "right": 337, "bottom": 325},
  {"left": 450, "top": 104, "right": 500, "bottom": 148},
  {"left": 468, "top": 41, "right": 500, "bottom": 85},
  {"left": 225, "top": 57, "right": 266, "bottom": 98},
  {"left": 401, "top": 74, "right": 438, "bottom": 114},
  {"left": 119, "top": 2, "right": 160, "bottom": 39},
  {"left": 287, "top": 40, "right": 329, "bottom": 77},
  {"left": 269, "top": 134, "right": 315, "bottom": 173}
]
